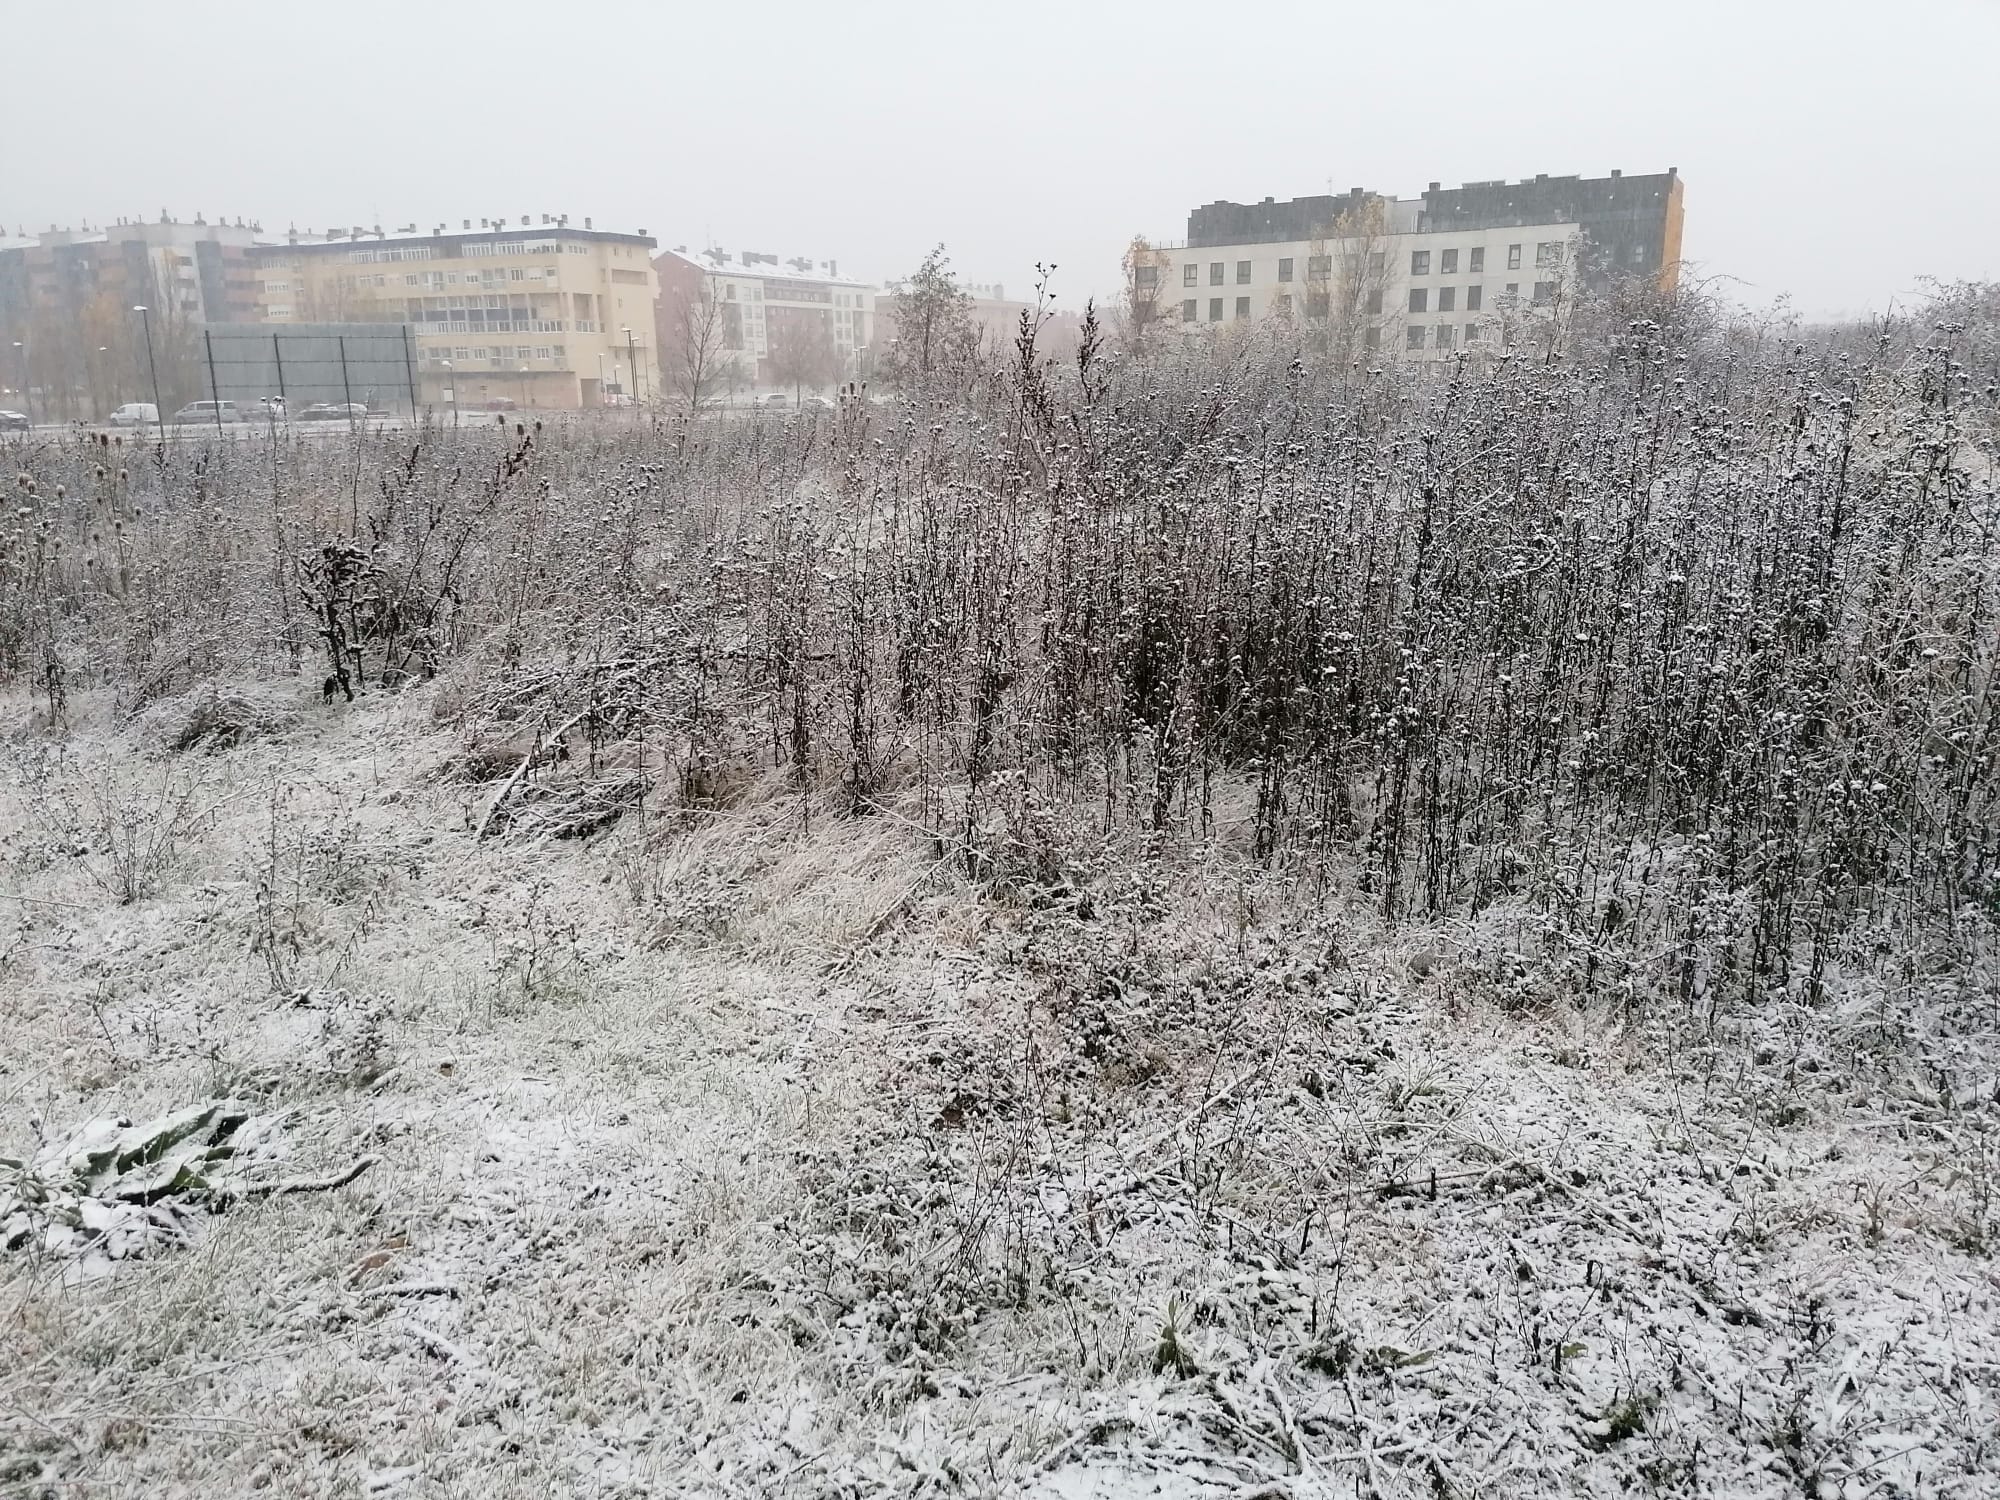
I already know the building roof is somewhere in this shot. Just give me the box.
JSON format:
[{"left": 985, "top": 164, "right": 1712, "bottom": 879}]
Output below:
[
  {"left": 1187, "top": 169, "right": 1676, "bottom": 247},
  {"left": 262, "top": 221, "right": 655, "bottom": 255},
  {"left": 658, "top": 246, "right": 871, "bottom": 289}
]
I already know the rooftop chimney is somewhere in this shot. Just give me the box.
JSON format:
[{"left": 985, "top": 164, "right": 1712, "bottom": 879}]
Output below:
[
  {"left": 463, "top": 219, "right": 472, "bottom": 230},
  {"left": 1609, "top": 168, "right": 1622, "bottom": 178},
  {"left": 584, "top": 217, "right": 593, "bottom": 230}
]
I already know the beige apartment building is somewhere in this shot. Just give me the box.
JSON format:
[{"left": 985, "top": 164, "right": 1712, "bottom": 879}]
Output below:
[{"left": 252, "top": 217, "right": 660, "bottom": 409}]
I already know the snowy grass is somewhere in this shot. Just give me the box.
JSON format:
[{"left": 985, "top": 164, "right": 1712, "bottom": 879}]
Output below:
[{"left": 2, "top": 680, "right": 1995, "bottom": 1498}]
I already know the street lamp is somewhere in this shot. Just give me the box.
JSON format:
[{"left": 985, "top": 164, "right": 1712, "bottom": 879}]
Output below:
[
  {"left": 8, "top": 342, "right": 26, "bottom": 427},
  {"left": 439, "top": 360, "right": 458, "bottom": 427},
  {"left": 621, "top": 326, "right": 641, "bottom": 415},
  {"left": 97, "top": 347, "right": 112, "bottom": 415},
  {"left": 517, "top": 363, "right": 530, "bottom": 410},
  {"left": 132, "top": 306, "right": 165, "bottom": 443}
]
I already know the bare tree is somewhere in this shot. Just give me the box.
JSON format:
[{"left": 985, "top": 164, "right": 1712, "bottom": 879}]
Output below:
[
  {"left": 666, "top": 274, "right": 738, "bottom": 411},
  {"left": 766, "top": 312, "right": 838, "bottom": 405},
  {"left": 1302, "top": 196, "right": 1393, "bottom": 362},
  {"left": 1118, "top": 235, "right": 1175, "bottom": 356}
]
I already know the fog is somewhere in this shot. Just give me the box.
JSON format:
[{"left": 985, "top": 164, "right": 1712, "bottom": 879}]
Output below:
[{"left": 2, "top": 0, "right": 1993, "bottom": 316}]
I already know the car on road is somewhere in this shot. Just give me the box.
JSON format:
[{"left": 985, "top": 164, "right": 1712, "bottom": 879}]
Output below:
[
  {"left": 171, "top": 401, "right": 242, "bottom": 425},
  {"left": 107, "top": 403, "right": 158, "bottom": 427},
  {"left": 0, "top": 410, "right": 29, "bottom": 434},
  {"left": 299, "top": 402, "right": 370, "bottom": 422}
]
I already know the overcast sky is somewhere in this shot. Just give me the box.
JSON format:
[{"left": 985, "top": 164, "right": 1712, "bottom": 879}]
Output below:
[{"left": 2, "top": 0, "right": 1993, "bottom": 319}]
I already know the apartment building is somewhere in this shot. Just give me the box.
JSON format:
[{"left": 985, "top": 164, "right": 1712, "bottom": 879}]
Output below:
[
  {"left": 252, "top": 217, "right": 660, "bottom": 408},
  {"left": 655, "top": 247, "right": 874, "bottom": 396},
  {"left": 1143, "top": 168, "right": 1684, "bottom": 359},
  {"left": 0, "top": 214, "right": 267, "bottom": 419}
]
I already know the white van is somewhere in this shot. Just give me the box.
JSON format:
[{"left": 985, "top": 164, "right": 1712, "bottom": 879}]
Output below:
[{"left": 107, "top": 403, "right": 158, "bottom": 427}]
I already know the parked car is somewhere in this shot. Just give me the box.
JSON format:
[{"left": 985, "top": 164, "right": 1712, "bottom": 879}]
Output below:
[
  {"left": 0, "top": 410, "right": 29, "bottom": 434},
  {"left": 171, "top": 400, "right": 242, "bottom": 425},
  {"left": 601, "top": 392, "right": 634, "bottom": 408},
  {"left": 762, "top": 393, "right": 790, "bottom": 407},
  {"left": 482, "top": 396, "right": 517, "bottom": 412},
  {"left": 299, "top": 402, "right": 369, "bottom": 422},
  {"left": 800, "top": 395, "right": 835, "bottom": 411},
  {"left": 107, "top": 403, "right": 158, "bottom": 427}
]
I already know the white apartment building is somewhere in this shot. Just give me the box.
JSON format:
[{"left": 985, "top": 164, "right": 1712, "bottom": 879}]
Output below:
[
  {"left": 1142, "top": 169, "right": 1684, "bottom": 360},
  {"left": 655, "top": 247, "right": 874, "bottom": 392}
]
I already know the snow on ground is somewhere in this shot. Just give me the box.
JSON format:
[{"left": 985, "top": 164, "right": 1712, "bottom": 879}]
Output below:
[{"left": 2, "top": 681, "right": 1996, "bottom": 1498}]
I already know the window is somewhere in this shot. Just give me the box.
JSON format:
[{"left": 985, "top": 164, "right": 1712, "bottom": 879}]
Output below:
[
  {"left": 1533, "top": 281, "right": 1557, "bottom": 304},
  {"left": 1469, "top": 247, "right": 1485, "bottom": 273},
  {"left": 1437, "top": 287, "right": 1456, "bottom": 313},
  {"left": 1507, "top": 244, "right": 1522, "bottom": 270},
  {"left": 1182, "top": 299, "right": 1197, "bottom": 322},
  {"left": 1536, "top": 241, "right": 1562, "bottom": 268},
  {"left": 1406, "top": 325, "right": 1425, "bottom": 350},
  {"left": 1440, "top": 248, "right": 1458, "bottom": 274},
  {"left": 1277, "top": 257, "right": 1294, "bottom": 282},
  {"left": 1275, "top": 293, "right": 1292, "bottom": 316},
  {"left": 1210, "top": 262, "right": 1225, "bottom": 285},
  {"left": 1365, "top": 288, "right": 1383, "bottom": 315},
  {"left": 1435, "top": 324, "right": 1454, "bottom": 349},
  {"left": 1236, "top": 260, "right": 1251, "bottom": 284},
  {"left": 1235, "top": 296, "right": 1250, "bottom": 319},
  {"left": 1466, "top": 285, "right": 1482, "bottom": 311},
  {"left": 1411, "top": 250, "right": 1431, "bottom": 275},
  {"left": 1364, "top": 326, "right": 1381, "bottom": 350},
  {"left": 1408, "top": 288, "right": 1428, "bottom": 313},
  {"left": 1307, "top": 254, "right": 1332, "bottom": 276},
  {"left": 1465, "top": 324, "right": 1479, "bottom": 344},
  {"left": 1183, "top": 263, "right": 1198, "bottom": 287},
  {"left": 1369, "top": 251, "right": 1386, "bottom": 275},
  {"left": 1210, "top": 297, "right": 1223, "bottom": 321},
  {"left": 1505, "top": 283, "right": 1519, "bottom": 298},
  {"left": 534, "top": 346, "right": 552, "bottom": 360},
  {"left": 1134, "top": 265, "right": 1158, "bottom": 287},
  {"left": 1306, "top": 291, "right": 1329, "bottom": 319}
]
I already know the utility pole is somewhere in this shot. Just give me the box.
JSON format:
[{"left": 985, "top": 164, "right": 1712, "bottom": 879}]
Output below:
[
  {"left": 623, "top": 326, "right": 641, "bottom": 417},
  {"left": 203, "top": 330, "right": 224, "bottom": 435},
  {"left": 133, "top": 305, "right": 165, "bottom": 445},
  {"left": 400, "top": 326, "right": 418, "bottom": 422},
  {"left": 8, "top": 342, "right": 27, "bottom": 427}
]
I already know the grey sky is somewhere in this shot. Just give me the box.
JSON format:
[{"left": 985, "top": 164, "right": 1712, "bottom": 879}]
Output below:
[{"left": 3, "top": 0, "right": 1993, "bottom": 319}]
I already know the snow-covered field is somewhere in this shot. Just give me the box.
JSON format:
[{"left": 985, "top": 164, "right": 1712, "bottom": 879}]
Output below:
[{"left": 4, "top": 682, "right": 1994, "bottom": 1498}]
